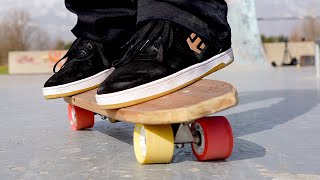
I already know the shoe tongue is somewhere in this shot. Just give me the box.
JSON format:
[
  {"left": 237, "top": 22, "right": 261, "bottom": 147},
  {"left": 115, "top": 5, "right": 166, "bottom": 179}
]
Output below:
[
  {"left": 67, "top": 39, "right": 94, "bottom": 59},
  {"left": 78, "top": 39, "right": 92, "bottom": 49},
  {"left": 136, "top": 37, "right": 162, "bottom": 59}
]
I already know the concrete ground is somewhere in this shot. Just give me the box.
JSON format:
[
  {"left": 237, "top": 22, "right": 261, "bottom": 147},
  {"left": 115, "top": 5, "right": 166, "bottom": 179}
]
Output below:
[{"left": 0, "top": 66, "right": 320, "bottom": 180}]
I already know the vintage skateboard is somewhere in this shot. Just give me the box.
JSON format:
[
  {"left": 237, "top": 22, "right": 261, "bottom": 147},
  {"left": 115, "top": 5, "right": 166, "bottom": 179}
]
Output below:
[{"left": 63, "top": 79, "right": 238, "bottom": 164}]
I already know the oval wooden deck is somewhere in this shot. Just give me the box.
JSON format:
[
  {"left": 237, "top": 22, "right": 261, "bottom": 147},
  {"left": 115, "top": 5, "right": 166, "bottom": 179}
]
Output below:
[{"left": 64, "top": 79, "right": 238, "bottom": 125}]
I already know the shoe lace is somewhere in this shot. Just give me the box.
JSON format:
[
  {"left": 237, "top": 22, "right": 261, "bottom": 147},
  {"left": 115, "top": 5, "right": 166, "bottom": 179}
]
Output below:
[
  {"left": 112, "top": 20, "right": 174, "bottom": 68},
  {"left": 53, "top": 38, "right": 110, "bottom": 73}
]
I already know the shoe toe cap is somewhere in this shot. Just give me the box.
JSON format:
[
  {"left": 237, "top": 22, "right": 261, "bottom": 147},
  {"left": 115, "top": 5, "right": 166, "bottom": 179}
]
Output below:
[{"left": 44, "top": 76, "right": 59, "bottom": 88}]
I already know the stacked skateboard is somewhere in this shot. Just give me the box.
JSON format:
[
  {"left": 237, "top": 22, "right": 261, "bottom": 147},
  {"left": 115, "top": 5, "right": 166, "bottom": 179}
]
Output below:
[{"left": 64, "top": 79, "right": 238, "bottom": 164}]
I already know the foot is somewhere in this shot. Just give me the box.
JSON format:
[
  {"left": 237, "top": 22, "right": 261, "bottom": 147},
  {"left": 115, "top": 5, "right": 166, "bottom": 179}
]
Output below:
[
  {"left": 43, "top": 38, "right": 115, "bottom": 99},
  {"left": 96, "top": 20, "right": 234, "bottom": 109}
]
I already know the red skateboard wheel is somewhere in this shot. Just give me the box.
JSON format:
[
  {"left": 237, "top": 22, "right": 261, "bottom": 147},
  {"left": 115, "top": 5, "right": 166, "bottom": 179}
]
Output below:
[
  {"left": 191, "top": 116, "right": 233, "bottom": 161},
  {"left": 68, "top": 104, "right": 94, "bottom": 131}
]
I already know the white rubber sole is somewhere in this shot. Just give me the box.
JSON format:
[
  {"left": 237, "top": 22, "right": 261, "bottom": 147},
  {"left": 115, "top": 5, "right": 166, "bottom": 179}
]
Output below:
[
  {"left": 96, "top": 48, "right": 234, "bottom": 109},
  {"left": 43, "top": 68, "right": 114, "bottom": 99}
]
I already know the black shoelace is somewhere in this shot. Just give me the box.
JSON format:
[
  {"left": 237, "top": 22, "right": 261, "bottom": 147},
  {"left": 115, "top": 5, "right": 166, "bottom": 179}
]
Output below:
[
  {"left": 113, "top": 20, "right": 174, "bottom": 68},
  {"left": 53, "top": 38, "right": 110, "bottom": 73}
]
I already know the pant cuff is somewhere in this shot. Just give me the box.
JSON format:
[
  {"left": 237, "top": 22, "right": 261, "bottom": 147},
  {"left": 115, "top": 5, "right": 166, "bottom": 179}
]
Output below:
[{"left": 137, "top": 2, "right": 216, "bottom": 42}]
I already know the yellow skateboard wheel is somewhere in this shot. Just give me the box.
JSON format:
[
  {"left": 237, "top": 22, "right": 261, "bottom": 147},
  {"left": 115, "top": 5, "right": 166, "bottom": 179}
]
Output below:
[{"left": 134, "top": 124, "right": 174, "bottom": 164}]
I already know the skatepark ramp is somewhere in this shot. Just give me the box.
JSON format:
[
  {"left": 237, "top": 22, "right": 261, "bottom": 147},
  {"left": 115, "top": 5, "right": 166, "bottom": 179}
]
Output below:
[{"left": 226, "top": 0, "right": 268, "bottom": 66}]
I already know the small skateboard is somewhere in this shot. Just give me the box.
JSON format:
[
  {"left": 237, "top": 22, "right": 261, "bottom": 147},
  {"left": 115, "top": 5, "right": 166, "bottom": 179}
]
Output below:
[{"left": 64, "top": 79, "right": 238, "bottom": 164}]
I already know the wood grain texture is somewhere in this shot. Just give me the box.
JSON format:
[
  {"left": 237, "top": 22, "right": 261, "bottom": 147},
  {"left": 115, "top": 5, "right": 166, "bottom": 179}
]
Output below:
[{"left": 64, "top": 79, "right": 238, "bottom": 125}]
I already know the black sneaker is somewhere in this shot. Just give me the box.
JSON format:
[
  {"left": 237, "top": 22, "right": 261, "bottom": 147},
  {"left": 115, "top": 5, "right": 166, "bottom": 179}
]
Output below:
[
  {"left": 96, "top": 20, "right": 234, "bottom": 109},
  {"left": 43, "top": 38, "right": 115, "bottom": 99}
]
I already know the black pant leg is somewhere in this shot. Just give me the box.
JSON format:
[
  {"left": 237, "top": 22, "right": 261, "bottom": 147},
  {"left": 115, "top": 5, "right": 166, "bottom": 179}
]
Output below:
[
  {"left": 65, "top": 0, "right": 137, "bottom": 44},
  {"left": 137, "top": 0, "right": 231, "bottom": 50}
]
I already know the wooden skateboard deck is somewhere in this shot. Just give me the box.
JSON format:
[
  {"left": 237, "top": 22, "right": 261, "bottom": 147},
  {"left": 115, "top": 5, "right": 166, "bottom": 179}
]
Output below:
[{"left": 64, "top": 79, "right": 238, "bottom": 125}]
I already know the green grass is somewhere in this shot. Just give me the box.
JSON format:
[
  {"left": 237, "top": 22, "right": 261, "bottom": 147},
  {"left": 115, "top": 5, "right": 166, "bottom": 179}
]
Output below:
[{"left": 0, "top": 65, "right": 8, "bottom": 74}]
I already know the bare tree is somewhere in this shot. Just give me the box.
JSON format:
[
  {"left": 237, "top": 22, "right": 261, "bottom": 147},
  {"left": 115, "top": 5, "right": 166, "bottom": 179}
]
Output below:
[
  {"left": 52, "top": 39, "right": 66, "bottom": 50},
  {"left": 3, "top": 10, "right": 31, "bottom": 50},
  {"left": 301, "top": 18, "right": 320, "bottom": 41},
  {"left": 289, "top": 27, "right": 302, "bottom": 42},
  {"left": 29, "top": 27, "right": 51, "bottom": 50},
  {"left": 289, "top": 18, "right": 320, "bottom": 42},
  {"left": 0, "top": 9, "right": 51, "bottom": 64}
]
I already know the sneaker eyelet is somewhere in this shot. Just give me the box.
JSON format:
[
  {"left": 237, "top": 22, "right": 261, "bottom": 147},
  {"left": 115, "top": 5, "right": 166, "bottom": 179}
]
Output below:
[
  {"left": 81, "top": 50, "right": 87, "bottom": 56},
  {"left": 87, "top": 43, "right": 93, "bottom": 49}
]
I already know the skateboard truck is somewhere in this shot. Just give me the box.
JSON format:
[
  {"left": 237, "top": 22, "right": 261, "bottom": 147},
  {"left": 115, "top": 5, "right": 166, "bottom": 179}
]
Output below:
[
  {"left": 100, "top": 115, "right": 119, "bottom": 123},
  {"left": 174, "top": 123, "right": 194, "bottom": 144}
]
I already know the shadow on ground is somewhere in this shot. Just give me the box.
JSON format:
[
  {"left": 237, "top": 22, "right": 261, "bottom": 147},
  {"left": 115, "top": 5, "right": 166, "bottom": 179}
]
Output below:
[
  {"left": 93, "top": 89, "right": 319, "bottom": 163},
  {"left": 228, "top": 89, "right": 320, "bottom": 137}
]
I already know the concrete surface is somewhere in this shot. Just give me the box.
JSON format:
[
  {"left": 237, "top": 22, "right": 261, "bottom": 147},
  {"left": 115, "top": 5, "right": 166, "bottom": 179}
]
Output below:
[{"left": 1, "top": 67, "right": 320, "bottom": 180}]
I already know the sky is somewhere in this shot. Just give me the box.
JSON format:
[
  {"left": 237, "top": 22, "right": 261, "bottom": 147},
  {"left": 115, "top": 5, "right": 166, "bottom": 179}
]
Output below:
[{"left": 0, "top": 0, "right": 320, "bottom": 41}]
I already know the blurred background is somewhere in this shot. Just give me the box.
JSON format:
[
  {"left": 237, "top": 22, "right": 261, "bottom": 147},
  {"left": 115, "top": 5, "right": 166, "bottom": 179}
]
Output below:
[{"left": 0, "top": 0, "right": 320, "bottom": 74}]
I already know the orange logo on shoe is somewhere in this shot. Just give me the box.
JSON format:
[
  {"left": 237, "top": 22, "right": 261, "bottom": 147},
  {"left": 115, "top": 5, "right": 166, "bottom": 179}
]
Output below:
[{"left": 187, "top": 33, "right": 206, "bottom": 54}]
